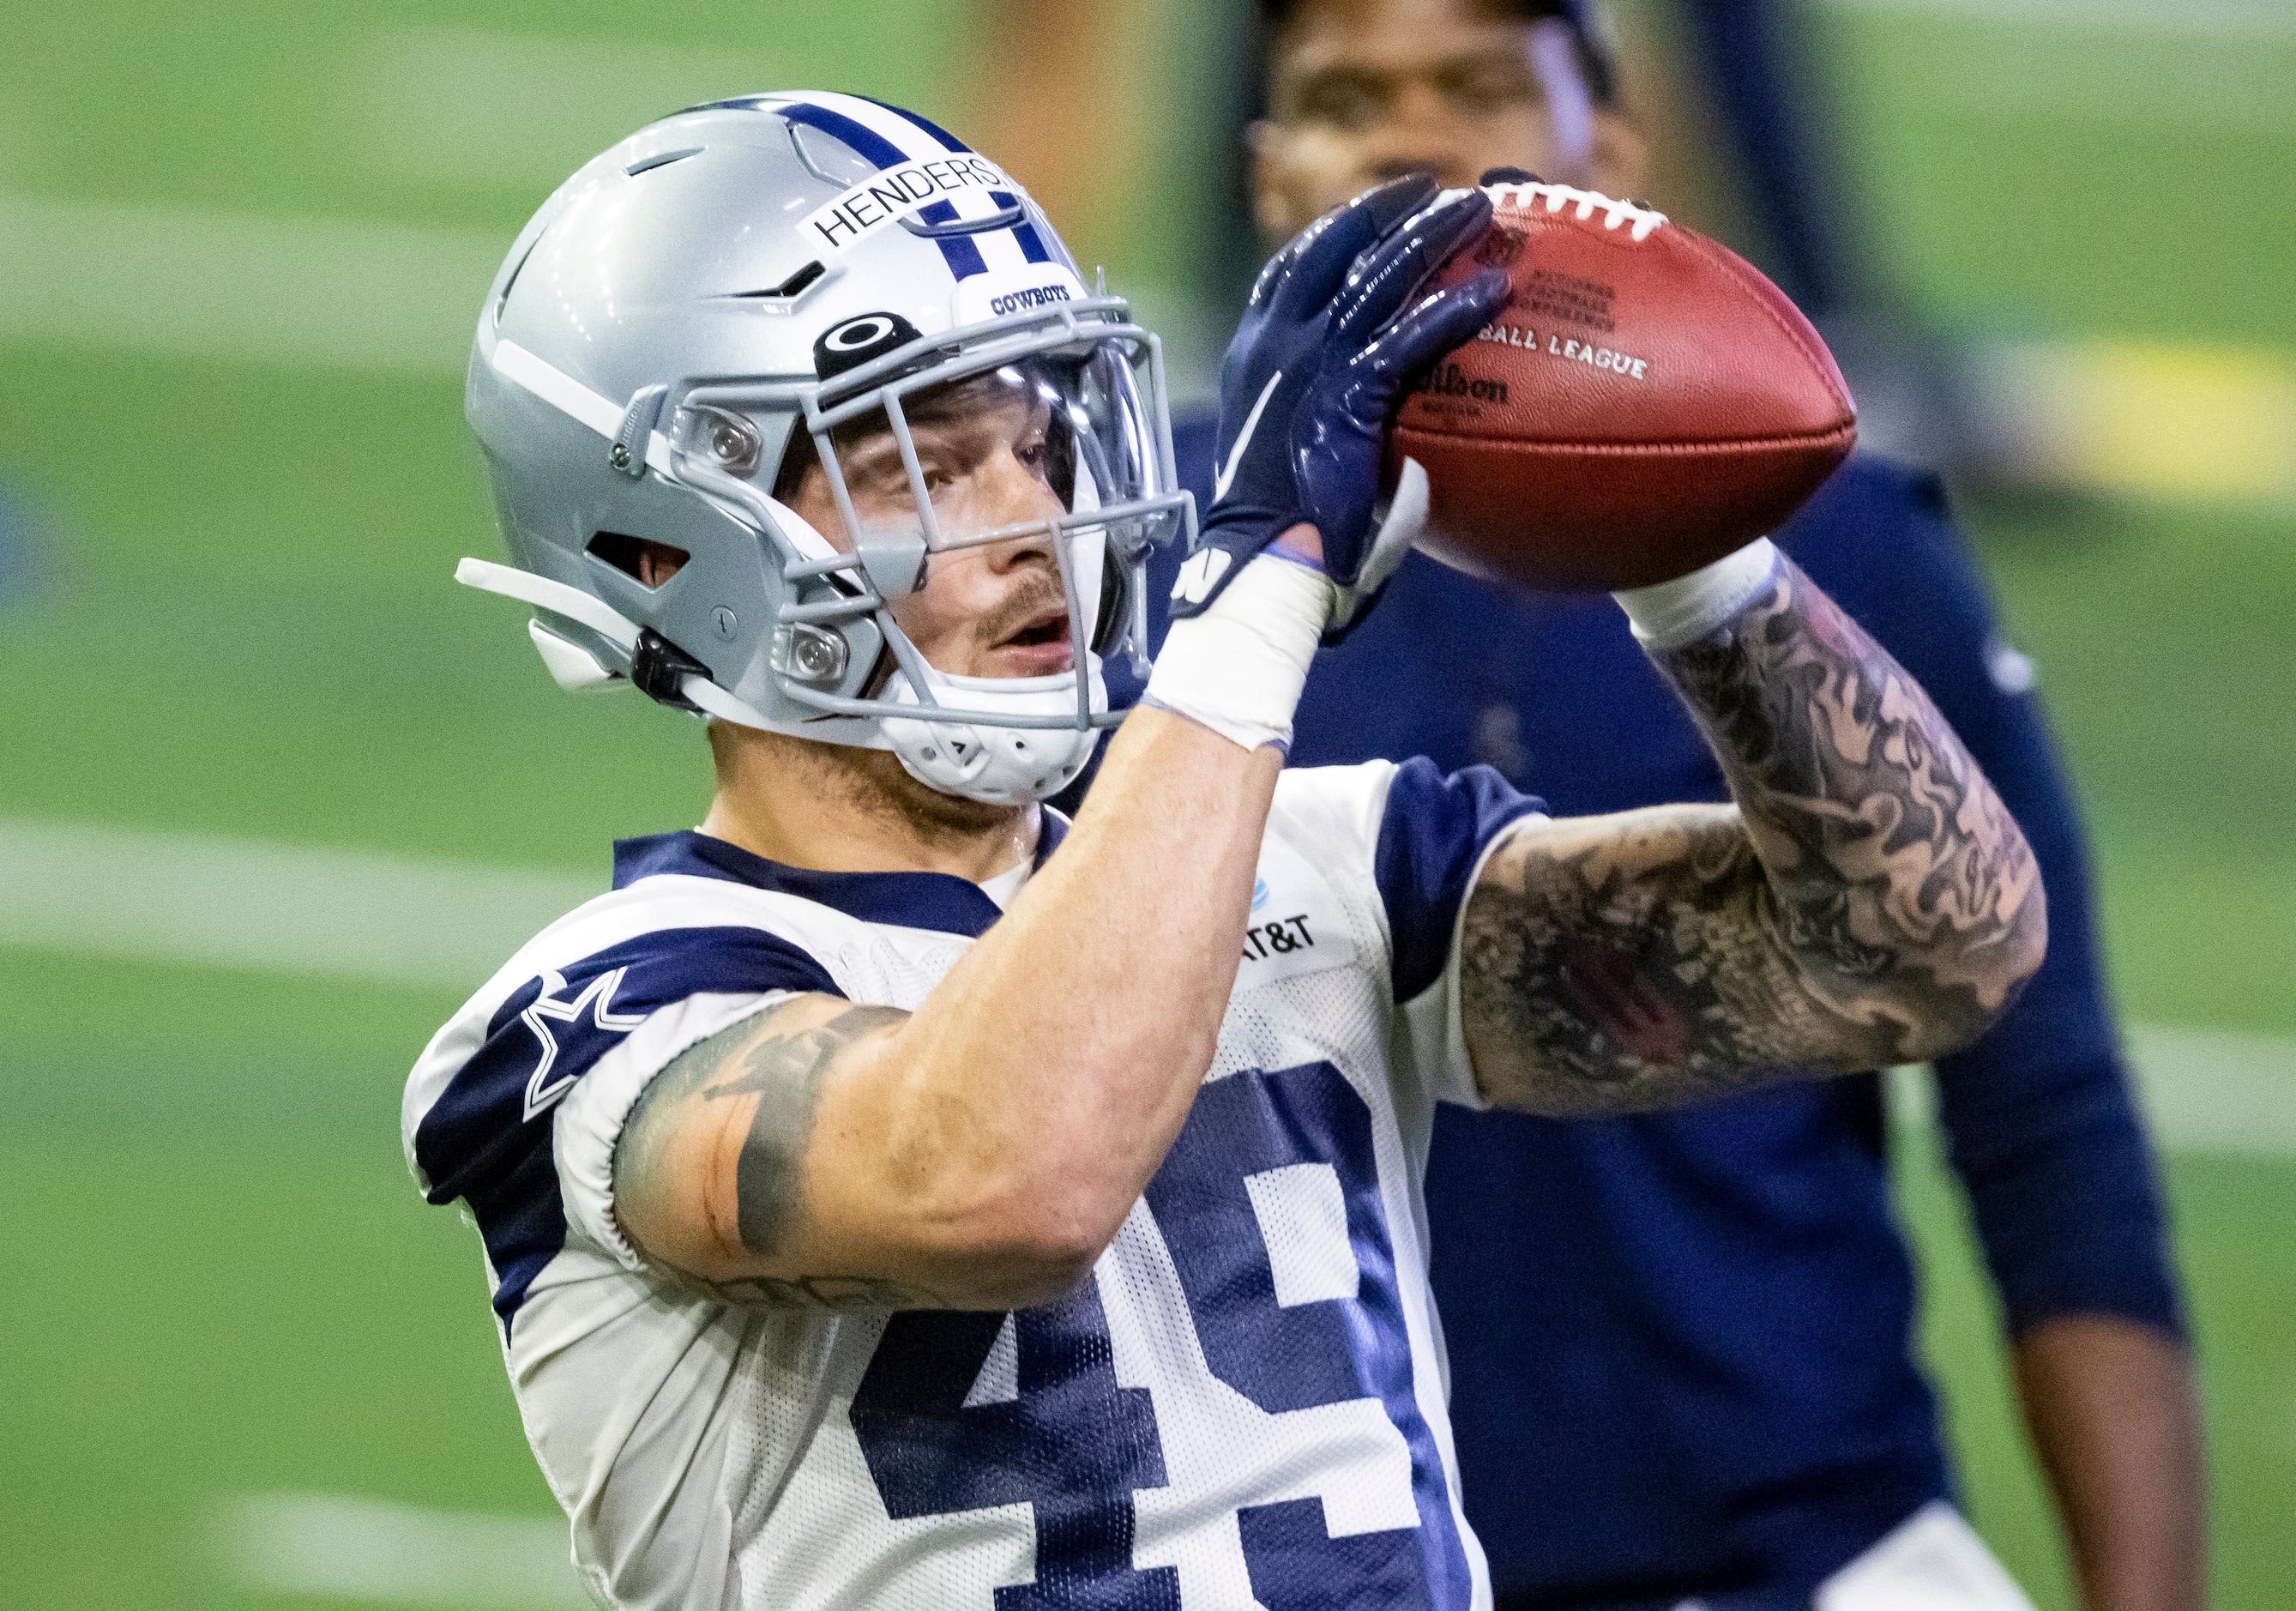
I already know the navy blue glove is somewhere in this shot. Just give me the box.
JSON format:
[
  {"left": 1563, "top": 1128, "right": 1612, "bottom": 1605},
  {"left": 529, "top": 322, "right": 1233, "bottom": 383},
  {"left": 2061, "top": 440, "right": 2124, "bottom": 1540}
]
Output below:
[{"left": 1171, "top": 177, "right": 1510, "bottom": 641}]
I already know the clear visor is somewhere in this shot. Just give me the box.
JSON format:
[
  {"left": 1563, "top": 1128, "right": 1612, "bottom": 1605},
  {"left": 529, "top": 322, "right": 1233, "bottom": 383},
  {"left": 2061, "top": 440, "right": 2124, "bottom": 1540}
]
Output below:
[{"left": 679, "top": 342, "right": 1178, "bottom": 539}]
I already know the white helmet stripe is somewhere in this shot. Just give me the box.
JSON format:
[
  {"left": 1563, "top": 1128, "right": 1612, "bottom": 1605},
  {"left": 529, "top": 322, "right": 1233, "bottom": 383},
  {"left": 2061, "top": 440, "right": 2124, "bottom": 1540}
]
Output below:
[
  {"left": 960, "top": 201, "right": 1034, "bottom": 275},
  {"left": 456, "top": 558, "right": 788, "bottom": 733},
  {"left": 495, "top": 339, "right": 850, "bottom": 565},
  {"left": 491, "top": 340, "right": 677, "bottom": 476}
]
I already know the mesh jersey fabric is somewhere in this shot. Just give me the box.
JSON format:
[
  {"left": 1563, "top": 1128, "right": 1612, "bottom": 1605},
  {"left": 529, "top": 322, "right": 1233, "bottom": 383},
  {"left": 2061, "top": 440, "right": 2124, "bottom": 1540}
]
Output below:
[{"left": 402, "top": 761, "right": 1541, "bottom": 1610}]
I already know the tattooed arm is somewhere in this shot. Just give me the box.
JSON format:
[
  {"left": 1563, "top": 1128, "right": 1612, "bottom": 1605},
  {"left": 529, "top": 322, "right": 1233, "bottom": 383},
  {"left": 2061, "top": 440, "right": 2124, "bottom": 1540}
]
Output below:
[
  {"left": 607, "top": 708, "right": 1284, "bottom": 1313},
  {"left": 612, "top": 994, "right": 933, "bottom": 1310},
  {"left": 1460, "top": 554, "right": 2047, "bottom": 1114}
]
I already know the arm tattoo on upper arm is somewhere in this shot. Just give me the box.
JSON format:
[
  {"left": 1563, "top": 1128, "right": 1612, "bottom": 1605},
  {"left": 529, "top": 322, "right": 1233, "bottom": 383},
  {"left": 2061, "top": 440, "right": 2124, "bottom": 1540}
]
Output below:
[
  {"left": 1462, "top": 558, "right": 2045, "bottom": 1113},
  {"left": 1462, "top": 806, "right": 1823, "bottom": 1113},
  {"left": 613, "top": 1000, "right": 931, "bottom": 1310}
]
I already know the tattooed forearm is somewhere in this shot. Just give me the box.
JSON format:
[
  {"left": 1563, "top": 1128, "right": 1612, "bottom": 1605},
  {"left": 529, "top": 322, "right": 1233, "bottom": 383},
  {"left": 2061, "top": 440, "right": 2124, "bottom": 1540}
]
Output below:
[
  {"left": 613, "top": 999, "right": 921, "bottom": 1307},
  {"left": 1462, "top": 557, "right": 2046, "bottom": 1113},
  {"left": 1656, "top": 558, "right": 2046, "bottom": 1035}
]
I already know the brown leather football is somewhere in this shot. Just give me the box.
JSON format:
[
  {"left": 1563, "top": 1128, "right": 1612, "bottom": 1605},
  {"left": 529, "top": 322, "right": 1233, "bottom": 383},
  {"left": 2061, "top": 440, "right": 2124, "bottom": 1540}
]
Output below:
[{"left": 1388, "top": 181, "right": 1856, "bottom": 591}]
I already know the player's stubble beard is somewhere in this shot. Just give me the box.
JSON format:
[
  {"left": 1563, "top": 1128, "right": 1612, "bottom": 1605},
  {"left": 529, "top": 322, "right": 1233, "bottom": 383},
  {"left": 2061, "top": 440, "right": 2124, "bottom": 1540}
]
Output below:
[
  {"left": 706, "top": 567, "right": 1082, "bottom": 855},
  {"left": 850, "top": 564, "right": 1078, "bottom": 842},
  {"left": 704, "top": 615, "right": 1080, "bottom": 860},
  {"left": 708, "top": 721, "right": 1034, "bottom": 851}
]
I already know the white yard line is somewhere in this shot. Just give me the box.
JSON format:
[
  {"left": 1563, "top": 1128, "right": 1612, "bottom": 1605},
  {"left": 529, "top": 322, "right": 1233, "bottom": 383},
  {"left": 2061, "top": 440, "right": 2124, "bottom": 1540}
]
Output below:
[
  {"left": 0, "top": 185, "right": 1214, "bottom": 393},
  {"left": 0, "top": 191, "right": 500, "bottom": 372},
  {"left": 0, "top": 818, "right": 597, "bottom": 992},
  {"left": 1889, "top": 1027, "right": 2296, "bottom": 1160},
  {"left": 0, "top": 21, "right": 1224, "bottom": 389},
  {"left": 0, "top": 22, "right": 750, "bottom": 370},
  {"left": 214, "top": 1492, "right": 590, "bottom": 1611},
  {"left": 1816, "top": 0, "right": 2293, "bottom": 38},
  {"left": 2122, "top": 1023, "right": 2296, "bottom": 1158},
  {"left": 6, "top": 816, "right": 2291, "bottom": 1152}
]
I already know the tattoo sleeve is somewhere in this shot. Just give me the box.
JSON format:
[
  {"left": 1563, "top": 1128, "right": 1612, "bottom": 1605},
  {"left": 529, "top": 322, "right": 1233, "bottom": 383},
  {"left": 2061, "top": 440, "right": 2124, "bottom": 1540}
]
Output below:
[
  {"left": 612, "top": 998, "right": 940, "bottom": 1310},
  {"left": 1460, "top": 557, "right": 2046, "bottom": 1114}
]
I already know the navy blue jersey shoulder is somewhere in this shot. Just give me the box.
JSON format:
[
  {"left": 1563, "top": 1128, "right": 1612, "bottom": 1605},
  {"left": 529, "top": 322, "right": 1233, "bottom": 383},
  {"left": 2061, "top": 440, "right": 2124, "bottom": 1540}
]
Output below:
[
  {"left": 414, "top": 919, "right": 841, "bottom": 1334},
  {"left": 1373, "top": 758, "right": 1544, "bottom": 1003},
  {"left": 615, "top": 823, "right": 1067, "bottom": 940},
  {"left": 419, "top": 824, "right": 1075, "bottom": 1334}
]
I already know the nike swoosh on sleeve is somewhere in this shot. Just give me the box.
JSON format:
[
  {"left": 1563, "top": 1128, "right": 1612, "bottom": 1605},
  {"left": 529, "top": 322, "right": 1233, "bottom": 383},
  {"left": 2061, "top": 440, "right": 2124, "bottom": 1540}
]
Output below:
[{"left": 1213, "top": 371, "right": 1285, "bottom": 503}]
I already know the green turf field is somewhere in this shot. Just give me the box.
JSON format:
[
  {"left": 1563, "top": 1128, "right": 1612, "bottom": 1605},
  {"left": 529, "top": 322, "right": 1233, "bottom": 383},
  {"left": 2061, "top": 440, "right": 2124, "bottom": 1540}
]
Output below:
[{"left": 1, "top": 3, "right": 2290, "bottom": 1606}]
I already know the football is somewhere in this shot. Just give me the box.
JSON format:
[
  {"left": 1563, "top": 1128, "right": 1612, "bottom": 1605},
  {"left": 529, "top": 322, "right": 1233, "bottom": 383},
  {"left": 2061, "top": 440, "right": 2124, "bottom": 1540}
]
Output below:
[{"left": 1389, "top": 181, "right": 1857, "bottom": 591}]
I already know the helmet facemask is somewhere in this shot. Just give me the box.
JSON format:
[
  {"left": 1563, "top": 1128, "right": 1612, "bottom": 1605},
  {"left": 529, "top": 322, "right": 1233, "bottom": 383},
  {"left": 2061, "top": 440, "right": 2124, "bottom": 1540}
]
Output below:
[{"left": 666, "top": 301, "right": 1192, "bottom": 805}]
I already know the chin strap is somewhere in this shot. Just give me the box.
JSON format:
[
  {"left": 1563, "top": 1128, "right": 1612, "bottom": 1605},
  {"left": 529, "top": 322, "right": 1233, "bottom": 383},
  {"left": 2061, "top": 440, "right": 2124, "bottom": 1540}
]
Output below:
[
  {"left": 454, "top": 558, "right": 776, "bottom": 728},
  {"left": 457, "top": 557, "right": 1097, "bottom": 805},
  {"left": 879, "top": 657, "right": 1110, "bottom": 806}
]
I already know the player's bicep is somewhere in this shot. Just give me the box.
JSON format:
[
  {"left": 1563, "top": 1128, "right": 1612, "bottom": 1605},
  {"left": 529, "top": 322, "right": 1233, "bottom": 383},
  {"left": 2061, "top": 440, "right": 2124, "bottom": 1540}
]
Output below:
[
  {"left": 1455, "top": 805, "right": 1892, "bottom": 1113},
  {"left": 610, "top": 992, "right": 917, "bottom": 1308}
]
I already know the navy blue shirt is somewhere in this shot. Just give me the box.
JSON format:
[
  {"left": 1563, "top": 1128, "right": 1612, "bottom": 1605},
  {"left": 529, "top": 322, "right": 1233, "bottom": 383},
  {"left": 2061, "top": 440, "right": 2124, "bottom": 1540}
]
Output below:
[{"left": 1117, "top": 415, "right": 2183, "bottom": 1608}]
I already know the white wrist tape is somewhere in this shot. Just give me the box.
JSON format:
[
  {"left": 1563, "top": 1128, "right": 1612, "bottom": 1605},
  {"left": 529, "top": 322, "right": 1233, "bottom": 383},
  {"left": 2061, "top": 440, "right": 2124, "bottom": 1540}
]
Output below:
[
  {"left": 1144, "top": 553, "right": 1336, "bottom": 751},
  {"left": 1612, "top": 537, "right": 1782, "bottom": 651}
]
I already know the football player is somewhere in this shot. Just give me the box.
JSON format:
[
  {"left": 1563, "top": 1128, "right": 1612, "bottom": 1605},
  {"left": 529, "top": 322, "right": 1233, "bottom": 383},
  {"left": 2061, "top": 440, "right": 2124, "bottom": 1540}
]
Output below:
[{"left": 405, "top": 93, "right": 2042, "bottom": 1609}]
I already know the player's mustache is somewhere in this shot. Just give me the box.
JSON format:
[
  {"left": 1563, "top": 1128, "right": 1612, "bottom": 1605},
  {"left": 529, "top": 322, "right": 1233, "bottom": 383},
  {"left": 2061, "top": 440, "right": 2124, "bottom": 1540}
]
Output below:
[{"left": 975, "top": 571, "right": 1073, "bottom": 650}]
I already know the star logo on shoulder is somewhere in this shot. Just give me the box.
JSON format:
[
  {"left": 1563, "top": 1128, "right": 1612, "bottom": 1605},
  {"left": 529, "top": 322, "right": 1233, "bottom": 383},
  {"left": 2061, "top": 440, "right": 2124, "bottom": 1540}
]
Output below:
[{"left": 520, "top": 967, "right": 647, "bottom": 1121}]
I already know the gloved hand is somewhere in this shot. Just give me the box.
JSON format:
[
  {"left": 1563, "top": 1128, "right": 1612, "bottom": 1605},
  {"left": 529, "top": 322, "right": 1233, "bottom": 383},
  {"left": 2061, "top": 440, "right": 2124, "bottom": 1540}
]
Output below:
[{"left": 1171, "top": 175, "right": 1510, "bottom": 642}]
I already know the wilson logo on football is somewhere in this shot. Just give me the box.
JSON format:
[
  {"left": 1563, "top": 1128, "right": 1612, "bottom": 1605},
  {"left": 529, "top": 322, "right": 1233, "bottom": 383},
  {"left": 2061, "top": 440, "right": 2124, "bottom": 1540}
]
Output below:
[
  {"left": 1413, "top": 362, "right": 1509, "bottom": 404},
  {"left": 1392, "top": 178, "right": 1853, "bottom": 590}
]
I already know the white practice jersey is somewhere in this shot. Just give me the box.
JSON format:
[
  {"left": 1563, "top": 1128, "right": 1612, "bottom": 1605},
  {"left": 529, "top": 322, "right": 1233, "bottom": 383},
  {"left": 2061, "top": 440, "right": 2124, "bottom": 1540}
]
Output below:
[{"left": 403, "top": 759, "right": 1541, "bottom": 1611}]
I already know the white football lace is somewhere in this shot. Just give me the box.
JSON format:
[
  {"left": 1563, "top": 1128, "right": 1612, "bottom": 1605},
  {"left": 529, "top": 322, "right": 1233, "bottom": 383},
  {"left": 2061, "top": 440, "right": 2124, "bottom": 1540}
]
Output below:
[{"left": 1485, "top": 181, "right": 1667, "bottom": 243}]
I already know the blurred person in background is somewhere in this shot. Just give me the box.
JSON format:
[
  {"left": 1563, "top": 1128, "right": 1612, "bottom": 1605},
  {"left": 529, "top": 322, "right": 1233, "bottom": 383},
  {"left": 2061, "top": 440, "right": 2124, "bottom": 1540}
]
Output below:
[{"left": 997, "top": 0, "right": 2205, "bottom": 1606}]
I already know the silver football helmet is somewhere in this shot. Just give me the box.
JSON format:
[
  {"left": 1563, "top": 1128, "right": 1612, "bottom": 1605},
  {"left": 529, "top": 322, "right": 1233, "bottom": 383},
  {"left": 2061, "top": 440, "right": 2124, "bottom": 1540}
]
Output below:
[{"left": 460, "top": 92, "right": 1193, "bottom": 805}]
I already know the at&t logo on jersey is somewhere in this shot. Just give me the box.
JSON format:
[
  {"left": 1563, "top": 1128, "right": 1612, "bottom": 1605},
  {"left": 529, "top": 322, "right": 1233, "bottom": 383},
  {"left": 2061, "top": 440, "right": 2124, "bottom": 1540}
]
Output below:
[{"left": 1243, "top": 913, "right": 1316, "bottom": 963}]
